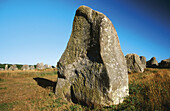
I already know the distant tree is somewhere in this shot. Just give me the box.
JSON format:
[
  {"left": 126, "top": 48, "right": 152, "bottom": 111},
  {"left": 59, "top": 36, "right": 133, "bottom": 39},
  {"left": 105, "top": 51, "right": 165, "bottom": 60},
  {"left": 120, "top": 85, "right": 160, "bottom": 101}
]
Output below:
[{"left": 16, "top": 64, "right": 23, "bottom": 70}]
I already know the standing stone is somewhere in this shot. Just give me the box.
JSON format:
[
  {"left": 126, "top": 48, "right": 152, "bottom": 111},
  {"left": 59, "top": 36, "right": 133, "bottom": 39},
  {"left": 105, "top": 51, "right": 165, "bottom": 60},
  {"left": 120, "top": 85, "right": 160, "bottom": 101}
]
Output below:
[
  {"left": 125, "top": 54, "right": 145, "bottom": 73},
  {"left": 40, "top": 62, "right": 44, "bottom": 69},
  {"left": 147, "top": 57, "right": 158, "bottom": 68},
  {"left": 44, "top": 64, "right": 52, "bottom": 69},
  {"left": 36, "top": 63, "right": 40, "bottom": 69},
  {"left": 5, "top": 65, "right": 8, "bottom": 70},
  {"left": 8, "top": 66, "right": 13, "bottom": 71},
  {"left": 21, "top": 65, "right": 30, "bottom": 71},
  {"left": 56, "top": 6, "right": 129, "bottom": 107},
  {"left": 48, "top": 65, "right": 52, "bottom": 69},
  {"left": 140, "top": 56, "right": 146, "bottom": 68},
  {"left": 44, "top": 64, "right": 48, "bottom": 69},
  {"left": 13, "top": 65, "right": 18, "bottom": 70},
  {"left": 30, "top": 65, "right": 35, "bottom": 70},
  {"left": 13, "top": 64, "right": 18, "bottom": 71},
  {"left": 9, "top": 65, "right": 18, "bottom": 71},
  {"left": 36, "top": 62, "right": 44, "bottom": 69},
  {"left": 159, "top": 58, "right": 170, "bottom": 68},
  {"left": 0, "top": 68, "right": 4, "bottom": 71}
]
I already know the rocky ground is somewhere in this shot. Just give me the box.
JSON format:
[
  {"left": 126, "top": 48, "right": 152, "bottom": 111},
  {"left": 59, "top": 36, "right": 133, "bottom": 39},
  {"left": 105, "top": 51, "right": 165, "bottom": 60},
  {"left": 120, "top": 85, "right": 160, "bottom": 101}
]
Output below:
[{"left": 0, "top": 68, "right": 169, "bottom": 111}]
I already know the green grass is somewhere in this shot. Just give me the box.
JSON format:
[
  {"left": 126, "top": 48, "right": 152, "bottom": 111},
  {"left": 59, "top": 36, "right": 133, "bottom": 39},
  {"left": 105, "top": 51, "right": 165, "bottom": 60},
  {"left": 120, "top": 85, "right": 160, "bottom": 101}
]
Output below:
[
  {"left": 0, "top": 103, "right": 13, "bottom": 111},
  {"left": 0, "top": 78, "right": 5, "bottom": 82},
  {"left": 38, "top": 92, "right": 68, "bottom": 110},
  {"left": 0, "top": 87, "right": 7, "bottom": 90}
]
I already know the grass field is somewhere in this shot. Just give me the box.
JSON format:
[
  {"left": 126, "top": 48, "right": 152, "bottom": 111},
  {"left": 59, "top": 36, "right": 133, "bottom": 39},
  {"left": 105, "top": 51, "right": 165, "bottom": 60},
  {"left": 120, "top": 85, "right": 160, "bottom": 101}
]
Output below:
[{"left": 0, "top": 68, "right": 169, "bottom": 111}]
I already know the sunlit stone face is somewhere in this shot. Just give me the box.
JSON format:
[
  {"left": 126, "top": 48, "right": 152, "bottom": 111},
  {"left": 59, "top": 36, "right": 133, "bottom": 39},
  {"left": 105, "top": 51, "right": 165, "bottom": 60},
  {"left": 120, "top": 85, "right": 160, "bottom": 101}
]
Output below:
[{"left": 55, "top": 5, "right": 129, "bottom": 107}]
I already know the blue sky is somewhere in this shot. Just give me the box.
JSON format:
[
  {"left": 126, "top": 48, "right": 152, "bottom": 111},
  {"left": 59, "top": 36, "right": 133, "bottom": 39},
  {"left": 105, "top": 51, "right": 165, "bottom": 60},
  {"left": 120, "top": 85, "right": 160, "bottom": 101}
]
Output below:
[{"left": 0, "top": 0, "right": 170, "bottom": 66}]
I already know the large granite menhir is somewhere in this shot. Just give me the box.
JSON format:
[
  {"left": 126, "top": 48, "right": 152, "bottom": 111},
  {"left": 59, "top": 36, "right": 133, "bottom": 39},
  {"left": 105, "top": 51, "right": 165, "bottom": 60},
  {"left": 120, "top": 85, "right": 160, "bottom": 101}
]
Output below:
[{"left": 56, "top": 6, "right": 129, "bottom": 107}]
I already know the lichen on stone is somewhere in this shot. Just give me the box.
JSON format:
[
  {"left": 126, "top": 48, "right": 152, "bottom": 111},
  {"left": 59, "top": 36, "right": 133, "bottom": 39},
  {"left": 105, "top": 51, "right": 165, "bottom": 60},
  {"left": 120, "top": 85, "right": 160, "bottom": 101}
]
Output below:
[{"left": 55, "top": 5, "right": 129, "bottom": 107}]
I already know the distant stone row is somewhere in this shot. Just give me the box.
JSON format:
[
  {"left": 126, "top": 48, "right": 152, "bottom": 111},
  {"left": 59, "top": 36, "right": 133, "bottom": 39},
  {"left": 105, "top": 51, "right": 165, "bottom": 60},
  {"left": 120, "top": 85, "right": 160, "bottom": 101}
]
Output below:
[
  {"left": 125, "top": 54, "right": 170, "bottom": 73},
  {"left": 0, "top": 62, "right": 53, "bottom": 71}
]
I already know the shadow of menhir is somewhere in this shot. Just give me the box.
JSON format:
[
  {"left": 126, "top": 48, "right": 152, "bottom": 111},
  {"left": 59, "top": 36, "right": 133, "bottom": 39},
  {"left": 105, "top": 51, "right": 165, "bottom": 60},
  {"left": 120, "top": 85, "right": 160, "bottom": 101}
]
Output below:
[{"left": 33, "top": 77, "right": 57, "bottom": 93}]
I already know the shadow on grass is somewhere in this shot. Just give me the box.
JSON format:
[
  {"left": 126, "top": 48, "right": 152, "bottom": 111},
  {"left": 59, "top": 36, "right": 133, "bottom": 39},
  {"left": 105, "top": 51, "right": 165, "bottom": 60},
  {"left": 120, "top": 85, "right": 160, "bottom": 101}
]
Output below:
[{"left": 33, "top": 77, "right": 57, "bottom": 93}]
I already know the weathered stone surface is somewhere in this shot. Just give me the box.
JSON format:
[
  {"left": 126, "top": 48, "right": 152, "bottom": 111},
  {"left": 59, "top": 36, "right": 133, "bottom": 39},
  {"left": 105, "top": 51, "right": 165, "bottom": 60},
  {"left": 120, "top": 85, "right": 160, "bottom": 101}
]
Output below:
[
  {"left": 36, "top": 62, "right": 44, "bottom": 69},
  {"left": 56, "top": 6, "right": 129, "bottom": 107},
  {"left": 8, "top": 65, "right": 18, "bottom": 71},
  {"left": 159, "top": 58, "right": 170, "bottom": 68},
  {"left": 125, "top": 54, "right": 145, "bottom": 73},
  {"left": 21, "top": 65, "right": 30, "bottom": 71},
  {"left": 147, "top": 57, "right": 158, "bottom": 68},
  {"left": 5, "top": 65, "right": 8, "bottom": 70},
  {"left": 140, "top": 56, "right": 146, "bottom": 68}
]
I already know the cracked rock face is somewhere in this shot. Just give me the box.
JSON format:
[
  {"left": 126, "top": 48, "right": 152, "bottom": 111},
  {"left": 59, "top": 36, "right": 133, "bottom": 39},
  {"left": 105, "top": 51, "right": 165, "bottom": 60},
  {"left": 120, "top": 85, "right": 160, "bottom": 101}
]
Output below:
[
  {"left": 55, "top": 6, "right": 129, "bottom": 107},
  {"left": 140, "top": 56, "right": 146, "bottom": 68},
  {"left": 125, "top": 54, "right": 145, "bottom": 73}
]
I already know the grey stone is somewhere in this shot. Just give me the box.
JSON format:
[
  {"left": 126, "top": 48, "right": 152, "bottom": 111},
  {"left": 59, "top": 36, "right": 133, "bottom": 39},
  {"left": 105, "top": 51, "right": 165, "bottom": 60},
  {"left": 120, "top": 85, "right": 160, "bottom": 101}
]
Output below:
[
  {"left": 8, "top": 65, "right": 18, "bottom": 71},
  {"left": 44, "top": 64, "right": 52, "bottom": 69},
  {"left": 140, "top": 56, "right": 146, "bottom": 68},
  {"left": 36, "top": 63, "right": 40, "bottom": 69},
  {"left": 8, "top": 66, "right": 12, "bottom": 71},
  {"left": 5, "top": 65, "right": 8, "bottom": 70},
  {"left": 30, "top": 65, "right": 35, "bottom": 70},
  {"left": 44, "top": 64, "right": 48, "bottom": 69},
  {"left": 159, "top": 58, "right": 170, "bottom": 68},
  {"left": 21, "top": 65, "right": 30, "bottom": 71},
  {"left": 55, "top": 6, "right": 129, "bottom": 107},
  {"left": 0, "top": 68, "right": 4, "bottom": 71},
  {"left": 48, "top": 65, "right": 52, "bottom": 69},
  {"left": 125, "top": 54, "right": 145, "bottom": 73},
  {"left": 36, "top": 62, "right": 44, "bottom": 69},
  {"left": 147, "top": 57, "right": 158, "bottom": 68}
]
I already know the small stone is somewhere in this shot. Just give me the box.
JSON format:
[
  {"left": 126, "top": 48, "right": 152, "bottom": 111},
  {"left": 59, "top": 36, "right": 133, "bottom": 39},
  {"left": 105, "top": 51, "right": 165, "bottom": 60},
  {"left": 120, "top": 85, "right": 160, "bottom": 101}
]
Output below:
[{"left": 5, "top": 65, "right": 8, "bottom": 70}]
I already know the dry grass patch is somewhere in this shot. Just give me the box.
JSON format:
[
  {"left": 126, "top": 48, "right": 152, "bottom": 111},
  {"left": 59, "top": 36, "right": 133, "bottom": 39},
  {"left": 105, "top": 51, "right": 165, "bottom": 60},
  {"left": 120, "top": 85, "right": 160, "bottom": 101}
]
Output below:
[
  {"left": 0, "top": 68, "right": 169, "bottom": 110},
  {"left": 127, "top": 68, "right": 170, "bottom": 111}
]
